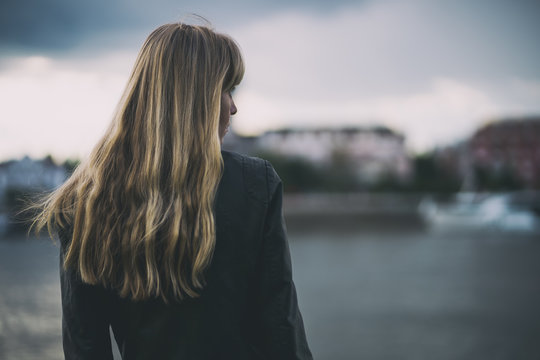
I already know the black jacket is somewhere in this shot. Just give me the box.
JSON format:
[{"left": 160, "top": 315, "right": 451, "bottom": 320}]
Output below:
[{"left": 58, "top": 150, "right": 313, "bottom": 360}]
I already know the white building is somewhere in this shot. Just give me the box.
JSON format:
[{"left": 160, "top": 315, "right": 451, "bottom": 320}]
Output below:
[
  {"left": 257, "top": 126, "right": 411, "bottom": 183},
  {"left": 0, "top": 156, "right": 67, "bottom": 204}
]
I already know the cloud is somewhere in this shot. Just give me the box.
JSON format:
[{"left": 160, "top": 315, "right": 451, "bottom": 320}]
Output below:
[
  {"left": 0, "top": 0, "right": 539, "bottom": 160},
  {"left": 0, "top": 54, "right": 133, "bottom": 160},
  {"left": 0, "top": 0, "right": 140, "bottom": 51},
  {"left": 230, "top": 0, "right": 540, "bottom": 101},
  {"left": 223, "top": 2, "right": 540, "bottom": 151},
  {"left": 0, "top": 0, "right": 367, "bottom": 53},
  {"left": 232, "top": 77, "right": 503, "bottom": 152}
]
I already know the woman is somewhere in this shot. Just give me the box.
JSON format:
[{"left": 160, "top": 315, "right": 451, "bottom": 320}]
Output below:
[{"left": 34, "top": 23, "right": 312, "bottom": 359}]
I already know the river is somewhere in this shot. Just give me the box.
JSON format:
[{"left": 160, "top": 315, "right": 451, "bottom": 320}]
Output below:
[{"left": 1, "top": 221, "right": 540, "bottom": 359}]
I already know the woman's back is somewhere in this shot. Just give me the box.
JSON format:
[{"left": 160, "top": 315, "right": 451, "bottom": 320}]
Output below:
[{"left": 59, "top": 151, "right": 312, "bottom": 359}]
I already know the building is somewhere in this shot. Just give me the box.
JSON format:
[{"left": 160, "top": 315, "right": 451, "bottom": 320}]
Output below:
[
  {"left": 224, "top": 126, "right": 412, "bottom": 183},
  {"left": 0, "top": 156, "right": 67, "bottom": 235},
  {"left": 469, "top": 117, "right": 540, "bottom": 189},
  {"left": 0, "top": 156, "right": 67, "bottom": 205}
]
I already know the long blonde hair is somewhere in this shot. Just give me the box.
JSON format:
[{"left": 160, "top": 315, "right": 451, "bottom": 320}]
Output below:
[{"left": 33, "top": 23, "right": 244, "bottom": 301}]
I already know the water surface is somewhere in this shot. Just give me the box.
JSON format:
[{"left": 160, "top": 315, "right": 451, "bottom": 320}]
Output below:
[{"left": 1, "top": 225, "right": 539, "bottom": 360}]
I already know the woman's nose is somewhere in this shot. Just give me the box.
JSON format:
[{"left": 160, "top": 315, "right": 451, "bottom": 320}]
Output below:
[{"left": 230, "top": 99, "right": 237, "bottom": 115}]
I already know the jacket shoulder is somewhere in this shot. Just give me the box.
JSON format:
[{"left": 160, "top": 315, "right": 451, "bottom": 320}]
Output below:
[{"left": 221, "top": 150, "right": 281, "bottom": 204}]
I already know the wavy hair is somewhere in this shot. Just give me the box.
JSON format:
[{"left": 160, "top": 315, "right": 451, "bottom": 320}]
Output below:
[{"left": 32, "top": 23, "right": 244, "bottom": 301}]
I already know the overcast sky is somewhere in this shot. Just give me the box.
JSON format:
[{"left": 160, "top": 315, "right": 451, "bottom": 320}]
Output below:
[{"left": 1, "top": 0, "right": 539, "bottom": 160}]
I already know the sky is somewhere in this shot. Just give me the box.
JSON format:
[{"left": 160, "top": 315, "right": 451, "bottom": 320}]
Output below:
[{"left": 1, "top": 0, "right": 539, "bottom": 161}]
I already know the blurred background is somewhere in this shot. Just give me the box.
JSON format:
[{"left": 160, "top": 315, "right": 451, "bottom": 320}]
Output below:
[{"left": 1, "top": 0, "right": 540, "bottom": 359}]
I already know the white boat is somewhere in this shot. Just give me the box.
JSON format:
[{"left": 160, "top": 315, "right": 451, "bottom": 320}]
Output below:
[{"left": 420, "top": 192, "right": 540, "bottom": 232}]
